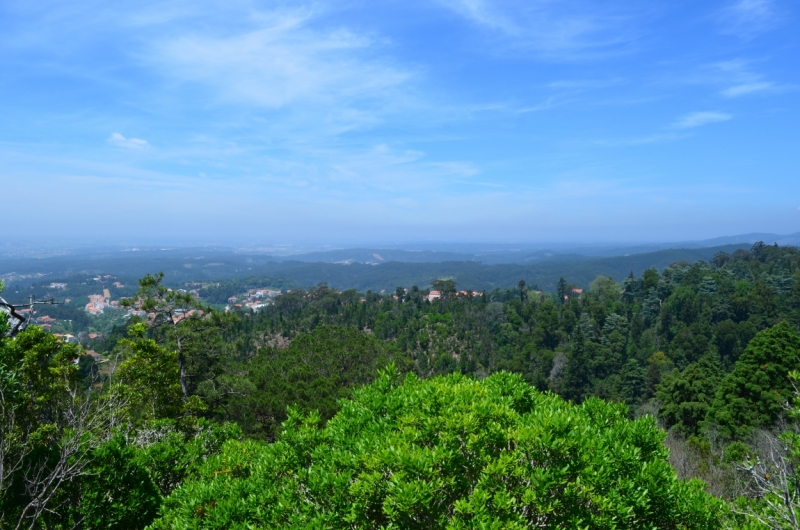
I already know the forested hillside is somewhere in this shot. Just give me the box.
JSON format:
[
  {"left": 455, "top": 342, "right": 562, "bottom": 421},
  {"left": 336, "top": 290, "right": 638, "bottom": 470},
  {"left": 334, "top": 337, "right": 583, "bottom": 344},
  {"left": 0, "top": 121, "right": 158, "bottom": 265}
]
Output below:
[
  {"left": 2, "top": 242, "right": 800, "bottom": 528},
  {"left": 253, "top": 243, "right": 753, "bottom": 292},
  {"left": 221, "top": 243, "right": 800, "bottom": 433},
  {"left": 3, "top": 243, "right": 750, "bottom": 295}
]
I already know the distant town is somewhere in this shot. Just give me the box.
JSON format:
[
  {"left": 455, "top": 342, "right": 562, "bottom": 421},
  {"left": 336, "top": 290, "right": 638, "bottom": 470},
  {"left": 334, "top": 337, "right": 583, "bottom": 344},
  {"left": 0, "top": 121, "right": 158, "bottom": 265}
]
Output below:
[{"left": 224, "top": 287, "right": 281, "bottom": 311}]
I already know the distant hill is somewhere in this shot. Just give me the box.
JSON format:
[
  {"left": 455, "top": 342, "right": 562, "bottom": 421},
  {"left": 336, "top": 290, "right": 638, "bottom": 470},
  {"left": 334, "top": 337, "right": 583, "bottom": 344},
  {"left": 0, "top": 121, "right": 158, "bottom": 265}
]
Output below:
[
  {"left": 281, "top": 248, "right": 476, "bottom": 264},
  {"left": 276, "top": 232, "right": 800, "bottom": 265},
  {"left": 569, "top": 232, "right": 800, "bottom": 258},
  {"left": 236, "top": 243, "right": 752, "bottom": 292},
  {"left": 0, "top": 241, "right": 786, "bottom": 293}
]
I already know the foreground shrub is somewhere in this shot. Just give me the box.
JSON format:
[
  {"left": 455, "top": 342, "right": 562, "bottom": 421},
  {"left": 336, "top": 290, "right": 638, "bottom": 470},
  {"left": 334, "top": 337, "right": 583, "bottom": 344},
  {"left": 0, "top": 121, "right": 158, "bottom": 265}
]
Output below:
[
  {"left": 153, "top": 368, "right": 725, "bottom": 529},
  {"left": 59, "top": 419, "right": 243, "bottom": 529}
]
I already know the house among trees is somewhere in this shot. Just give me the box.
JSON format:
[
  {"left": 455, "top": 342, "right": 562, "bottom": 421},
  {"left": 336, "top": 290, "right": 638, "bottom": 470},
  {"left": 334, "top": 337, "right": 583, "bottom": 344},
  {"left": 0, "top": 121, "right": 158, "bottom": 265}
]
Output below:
[{"left": 85, "top": 294, "right": 110, "bottom": 315}]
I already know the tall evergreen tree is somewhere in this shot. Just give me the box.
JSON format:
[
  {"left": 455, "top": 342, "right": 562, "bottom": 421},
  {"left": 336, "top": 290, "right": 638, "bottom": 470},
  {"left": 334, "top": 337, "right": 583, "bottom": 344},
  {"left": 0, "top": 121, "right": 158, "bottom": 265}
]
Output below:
[
  {"left": 707, "top": 321, "right": 800, "bottom": 439},
  {"left": 657, "top": 355, "right": 723, "bottom": 436}
]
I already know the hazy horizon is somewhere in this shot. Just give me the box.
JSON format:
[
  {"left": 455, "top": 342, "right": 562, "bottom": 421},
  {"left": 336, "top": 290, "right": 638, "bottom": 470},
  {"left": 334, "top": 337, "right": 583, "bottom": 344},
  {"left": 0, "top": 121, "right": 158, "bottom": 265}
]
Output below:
[{"left": 2, "top": 230, "right": 798, "bottom": 259}]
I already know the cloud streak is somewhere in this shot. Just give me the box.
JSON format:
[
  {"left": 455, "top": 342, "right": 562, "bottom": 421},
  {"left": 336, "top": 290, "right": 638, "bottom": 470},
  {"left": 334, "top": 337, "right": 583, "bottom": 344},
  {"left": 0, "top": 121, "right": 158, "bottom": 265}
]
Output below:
[
  {"left": 701, "top": 59, "right": 783, "bottom": 98},
  {"left": 143, "top": 7, "right": 415, "bottom": 124},
  {"left": 721, "top": 81, "right": 775, "bottom": 97},
  {"left": 437, "top": 0, "right": 642, "bottom": 60},
  {"left": 717, "top": 0, "right": 779, "bottom": 38},
  {"left": 107, "top": 133, "right": 150, "bottom": 149},
  {"left": 599, "top": 111, "right": 732, "bottom": 146},
  {"left": 672, "top": 112, "right": 732, "bottom": 129}
]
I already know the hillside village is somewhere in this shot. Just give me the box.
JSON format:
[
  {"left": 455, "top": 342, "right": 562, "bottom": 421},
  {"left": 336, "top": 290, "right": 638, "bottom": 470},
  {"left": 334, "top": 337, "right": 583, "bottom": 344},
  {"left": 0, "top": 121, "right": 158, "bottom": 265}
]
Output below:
[{"left": 225, "top": 287, "right": 281, "bottom": 312}]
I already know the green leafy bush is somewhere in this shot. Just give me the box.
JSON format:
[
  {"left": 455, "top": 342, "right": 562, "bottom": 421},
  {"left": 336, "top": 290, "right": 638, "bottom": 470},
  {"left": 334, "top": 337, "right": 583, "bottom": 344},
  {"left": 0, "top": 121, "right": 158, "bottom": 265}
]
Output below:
[
  {"left": 71, "top": 435, "right": 162, "bottom": 530},
  {"left": 135, "top": 419, "right": 243, "bottom": 497},
  {"left": 57, "top": 419, "right": 242, "bottom": 529},
  {"left": 153, "top": 369, "right": 724, "bottom": 529}
]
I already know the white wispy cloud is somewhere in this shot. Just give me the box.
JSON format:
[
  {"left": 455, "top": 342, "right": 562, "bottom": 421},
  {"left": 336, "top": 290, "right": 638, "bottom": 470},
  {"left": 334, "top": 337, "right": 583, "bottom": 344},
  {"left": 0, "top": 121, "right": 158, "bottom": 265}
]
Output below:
[
  {"left": 599, "top": 111, "right": 732, "bottom": 146},
  {"left": 596, "top": 132, "right": 684, "bottom": 147},
  {"left": 704, "top": 59, "right": 782, "bottom": 98},
  {"left": 144, "top": 8, "right": 414, "bottom": 116},
  {"left": 439, "top": 0, "right": 517, "bottom": 34},
  {"left": 673, "top": 112, "right": 732, "bottom": 129},
  {"left": 107, "top": 133, "right": 150, "bottom": 149},
  {"left": 717, "top": 0, "right": 779, "bottom": 38},
  {"left": 721, "top": 81, "right": 775, "bottom": 97},
  {"left": 437, "top": 0, "right": 641, "bottom": 60},
  {"left": 325, "top": 143, "right": 480, "bottom": 193},
  {"left": 547, "top": 78, "right": 624, "bottom": 90}
]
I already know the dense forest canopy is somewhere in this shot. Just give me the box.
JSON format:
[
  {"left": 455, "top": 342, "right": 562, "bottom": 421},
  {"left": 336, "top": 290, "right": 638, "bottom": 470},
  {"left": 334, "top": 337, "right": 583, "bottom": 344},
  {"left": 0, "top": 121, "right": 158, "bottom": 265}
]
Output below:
[
  {"left": 215, "top": 243, "right": 800, "bottom": 434},
  {"left": 2, "top": 242, "right": 800, "bottom": 528}
]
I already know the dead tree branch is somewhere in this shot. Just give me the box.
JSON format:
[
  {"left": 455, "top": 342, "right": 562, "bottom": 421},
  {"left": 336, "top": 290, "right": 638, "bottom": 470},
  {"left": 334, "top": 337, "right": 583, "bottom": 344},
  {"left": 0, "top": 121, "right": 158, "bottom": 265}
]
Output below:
[
  {"left": 0, "top": 296, "right": 61, "bottom": 338},
  {"left": 1, "top": 380, "right": 127, "bottom": 530},
  {"left": 734, "top": 429, "right": 800, "bottom": 529}
]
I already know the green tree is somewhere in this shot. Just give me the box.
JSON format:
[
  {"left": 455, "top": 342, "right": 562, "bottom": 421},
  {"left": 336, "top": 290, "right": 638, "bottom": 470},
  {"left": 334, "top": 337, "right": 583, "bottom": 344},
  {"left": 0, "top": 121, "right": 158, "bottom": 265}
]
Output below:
[
  {"left": 517, "top": 279, "right": 527, "bottom": 302},
  {"left": 69, "top": 435, "right": 161, "bottom": 529},
  {"left": 657, "top": 355, "right": 723, "bottom": 436},
  {"left": 0, "top": 320, "right": 124, "bottom": 527},
  {"left": 560, "top": 332, "right": 593, "bottom": 403},
  {"left": 643, "top": 268, "right": 660, "bottom": 291},
  {"left": 557, "top": 277, "right": 568, "bottom": 303},
  {"left": 619, "top": 358, "right": 646, "bottom": 407},
  {"left": 233, "top": 325, "right": 407, "bottom": 438},
  {"left": 589, "top": 275, "right": 620, "bottom": 309},
  {"left": 58, "top": 418, "right": 242, "bottom": 529},
  {"left": 707, "top": 321, "right": 800, "bottom": 439},
  {"left": 731, "top": 370, "right": 800, "bottom": 529},
  {"left": 121, "top": 273, "right": 237, "bottom": 401},
  {"left": 432, "top": 278, "right": 457, "bottom": 295},
  {"left": 153, "top": 369, "right": 725, "bottom": 529},
  {"left": 113, "top": 322, "right": 186, "bottom": 421}
]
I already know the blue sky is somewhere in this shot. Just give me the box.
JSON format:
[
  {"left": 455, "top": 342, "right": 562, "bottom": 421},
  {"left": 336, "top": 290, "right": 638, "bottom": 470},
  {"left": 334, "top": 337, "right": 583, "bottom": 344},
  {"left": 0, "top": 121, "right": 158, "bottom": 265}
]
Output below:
[{"left": 1, "top": 0, "right": 798, "bottom": 244}]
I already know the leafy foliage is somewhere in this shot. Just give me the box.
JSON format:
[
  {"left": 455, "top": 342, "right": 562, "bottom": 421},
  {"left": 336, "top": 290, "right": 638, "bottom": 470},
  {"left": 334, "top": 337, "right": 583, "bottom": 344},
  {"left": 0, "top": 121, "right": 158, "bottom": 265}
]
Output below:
[
  {"left": 0, "top": 280, "right": 241, "bottom": 529},
  {"left": 69, "top": 435, "right": 162, "bottom": 530},
  {"left": 707, "top": 321, "right": 800, "bottom": 439},
  {"left": 228, "top": 325, "right": 409, "bottom": 438},
  {"left": 153, "top": 369, "right": 724, "bottom": 529},
  {"left": 726, "top": 370, "right": 800, "bottom": 529},
  {"left": 114, "top": 323, "right": 186, "bottom": 421},
  {"left": 0, "top": 322, "right": 110, "bottom": 527},
  {"left": 4, "top": 243, "right": 800, "bottom": 527},
  {"left": 658, "top": 355, "right": 724, "bottom": 436},
  {"left": 225, "top": 243, "right": 800, "bottom": 437}
]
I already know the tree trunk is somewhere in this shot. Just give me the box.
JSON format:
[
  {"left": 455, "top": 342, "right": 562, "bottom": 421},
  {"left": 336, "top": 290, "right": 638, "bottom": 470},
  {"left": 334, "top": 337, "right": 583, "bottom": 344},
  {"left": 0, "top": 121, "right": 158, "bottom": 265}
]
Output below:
[{"left": 176, "top": 335, "right": 188, "bottom": 399}]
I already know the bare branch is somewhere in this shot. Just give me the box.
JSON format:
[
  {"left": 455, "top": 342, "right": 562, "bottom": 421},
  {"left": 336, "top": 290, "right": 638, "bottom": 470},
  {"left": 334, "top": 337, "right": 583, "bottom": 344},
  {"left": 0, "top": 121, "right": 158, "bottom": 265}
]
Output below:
[
  {"left": 4, "top": 382, "right": 128, "bottom": 529},
  {"left": 733, "top": 429, "right": 800, "bottom": 529},
  {"left": 1, "top": 296, "right": 62, "bottom": 337}
]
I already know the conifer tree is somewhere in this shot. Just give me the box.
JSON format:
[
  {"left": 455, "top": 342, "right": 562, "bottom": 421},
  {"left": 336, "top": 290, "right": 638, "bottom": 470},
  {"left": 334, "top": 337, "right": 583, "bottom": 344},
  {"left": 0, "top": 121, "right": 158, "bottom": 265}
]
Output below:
[{"left": 707, "top": 321, "right": 800, "bottom": 439}]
